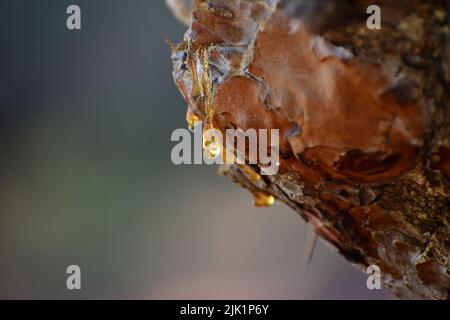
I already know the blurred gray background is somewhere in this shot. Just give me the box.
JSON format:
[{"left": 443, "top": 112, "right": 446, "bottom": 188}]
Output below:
[{"left": 0, "top": 0, "right": 390, "bottom": 299}]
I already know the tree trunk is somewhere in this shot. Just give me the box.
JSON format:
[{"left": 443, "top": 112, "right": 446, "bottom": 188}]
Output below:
[{"left": 168, "top": 0, "right": 450, "bottom": 299}]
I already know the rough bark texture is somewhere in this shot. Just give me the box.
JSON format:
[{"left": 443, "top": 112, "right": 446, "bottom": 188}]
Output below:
[{"left": 168, "top": 0, "right": 450, "bottom": 299}]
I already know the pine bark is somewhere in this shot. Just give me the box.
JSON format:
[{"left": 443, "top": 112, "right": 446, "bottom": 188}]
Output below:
[{"left": 168, "top": 0, "right": 450, "bottom": 299}]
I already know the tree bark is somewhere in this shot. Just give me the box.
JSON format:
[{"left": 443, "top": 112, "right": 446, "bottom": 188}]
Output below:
[{"left": 168, "top": 0, "right": 450, "bottom": 299}]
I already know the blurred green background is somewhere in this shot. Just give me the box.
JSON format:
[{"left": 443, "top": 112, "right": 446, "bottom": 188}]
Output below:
[{"left": 0, "top": 0, "right": 390, "bottom": 299}]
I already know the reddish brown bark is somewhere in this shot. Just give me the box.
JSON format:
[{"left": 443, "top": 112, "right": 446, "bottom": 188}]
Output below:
[{"left": 168, "top": 0, "right": 450, "bottom": 299}]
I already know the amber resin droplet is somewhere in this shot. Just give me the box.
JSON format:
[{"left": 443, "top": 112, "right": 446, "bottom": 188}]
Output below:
[
  {"left": 202, "top": 123, "right": 223, "bottom": 158},
  {"left": 188, "top": 47, "right": 223, "bottom": 159},
  {"left": 186, "top": 110, "right": 201, "bottom": 132},
  {"left": 240, "top": 164, "right": 262, "bottom": 182},
  {"left": 253, "top": 192, "right": 275, "bottom": 207},
  {"left": 204, "top": 144, "right": 221, "bottom": 159}
]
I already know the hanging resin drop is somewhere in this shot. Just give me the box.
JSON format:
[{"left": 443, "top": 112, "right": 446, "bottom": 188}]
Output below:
[
  {"left": 203, "top": 126, "right": 222, "bottom": 159},
  {"left": 253, "top": 192, "right": 275, "bottom": 207},
  {"left": 186, "top": 110, "right": 201, "bottom": 132}
]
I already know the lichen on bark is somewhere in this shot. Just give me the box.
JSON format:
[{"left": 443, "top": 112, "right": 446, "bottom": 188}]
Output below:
[{"left": 168, "top": 0, "right": 450, "bottom": 299}]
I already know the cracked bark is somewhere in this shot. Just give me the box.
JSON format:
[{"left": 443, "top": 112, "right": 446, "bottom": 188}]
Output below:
[{"left": 167, "top": 0, "right": 450, "bottom": 299}]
